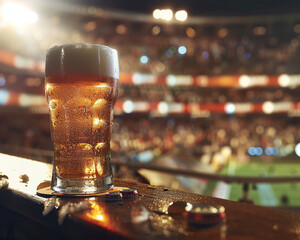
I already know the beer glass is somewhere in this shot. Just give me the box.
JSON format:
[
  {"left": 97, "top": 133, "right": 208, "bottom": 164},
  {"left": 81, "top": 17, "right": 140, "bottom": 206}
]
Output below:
[{"left": 45, "top": 43, "right": 119, "bottom": 194}]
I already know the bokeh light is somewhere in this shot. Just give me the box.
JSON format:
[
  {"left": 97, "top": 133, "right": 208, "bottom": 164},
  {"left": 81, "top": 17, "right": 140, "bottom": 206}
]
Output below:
[
  {"left": 0, "top": 76, "right": 6, "bottom": 86},
  {"left": 85, "top": 21, "right": 96, "bottom": 31},
  {"left": 225, "top": 103, "right": 235, "bottom": 114},
  {"left": 175, "top": 10, "right": 188, "bottom": 21},
  {"left": 140, "top": 55, "right": 149, "bottom": 64},
  {"left": 178, "top": 46, "right": 187, "bottom": 55},
  {"left": 186, "top": 27, "right": 196, "bottom": 38},
  {"left": 1, "top": 3, "right": 38, "bottom": 25},
  {"left": 239, "top": 75, "right": 251, "bottom": 88},
  {"left": 217, "top": 28, "right": 229, "bottom": 38},
  {"left": 265, "top": 147, "right": 274, "bottom": 156},
  {"left": 278, "top": 74, "right": 290, "bottom": 87},
  {"left": 123, "top": 100, "right": 134, "bottom": 113},
  {"left": 0, "top": 89, "right": 8, "bottom": 105},
  {"left": 116, "top": 24, "right": 127, "bottom": 34},
  {"left": 153, "top": 9, "right": 173, "bottom": 21},
  {"left": 262, "top": 101, "right": 274, "bottom": 114},
  {"left": 295, "top": 143, "right": 300, "bottom": 157},
  {"left": 158, "top": 102, "right": 168, "bottom": 115},
  {"left": 152, "top": 25, "right": 161, "bottom": 35},
  {"left": 255, "top": 147, "right": 263, "bottom": 156},
  {"left": 253, "top": 26, "right": 266, "bottom": 36},
  {"left": 248, "top": 147, "right": 256, "bottom": 156}
]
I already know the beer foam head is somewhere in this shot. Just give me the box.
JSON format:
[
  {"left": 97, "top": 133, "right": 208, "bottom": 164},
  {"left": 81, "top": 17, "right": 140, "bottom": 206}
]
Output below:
[{"left": 45, "top": 43, "right": 119, "bottom": 78}]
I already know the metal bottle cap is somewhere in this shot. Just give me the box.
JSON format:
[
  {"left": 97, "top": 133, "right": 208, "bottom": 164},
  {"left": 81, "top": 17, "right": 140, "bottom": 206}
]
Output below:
[
  {"left": 185, "top": 204, "right": 226, "bottom": 225},
  {"left": 105, "top": 192, "right": 123, "bottom": 202},
  {"left": 120, "top": 189, "right": 138, "bottom": 198}
]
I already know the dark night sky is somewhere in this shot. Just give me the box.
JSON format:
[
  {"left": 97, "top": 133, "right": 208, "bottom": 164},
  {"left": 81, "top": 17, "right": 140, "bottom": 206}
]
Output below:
[{"left": 66, "top": 0, "right": 300, "bottom": 16}]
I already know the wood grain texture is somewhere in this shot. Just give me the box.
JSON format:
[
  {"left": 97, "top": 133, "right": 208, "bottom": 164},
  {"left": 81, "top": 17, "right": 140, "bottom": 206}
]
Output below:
[{"left": 0, "top": 153, "right": 299, "bottom": 239}]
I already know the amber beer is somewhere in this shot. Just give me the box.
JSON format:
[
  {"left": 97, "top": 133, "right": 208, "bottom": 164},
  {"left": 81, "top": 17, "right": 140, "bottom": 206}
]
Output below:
[{"left": 45, "top": 44, "right": 119, "bottom": 194}]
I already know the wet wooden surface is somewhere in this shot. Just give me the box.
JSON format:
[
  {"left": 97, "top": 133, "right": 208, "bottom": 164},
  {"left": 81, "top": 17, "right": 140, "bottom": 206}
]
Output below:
[{"left": 0, "top": 153, "right": 300, "bottom": 240}]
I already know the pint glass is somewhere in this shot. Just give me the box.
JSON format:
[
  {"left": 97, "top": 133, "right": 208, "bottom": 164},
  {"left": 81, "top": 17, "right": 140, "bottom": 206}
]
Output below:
[{"left": 45, "top": 44, "right": 119, "bottom": 194}]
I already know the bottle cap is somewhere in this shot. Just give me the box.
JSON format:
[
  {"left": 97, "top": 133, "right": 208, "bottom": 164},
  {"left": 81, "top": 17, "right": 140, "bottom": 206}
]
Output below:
[
  {"left": 185, "top": 204, "right": 226, "bottom": 225},
  {"left": 120, "top": 189, "right": 138, "bottom": 198},
  {"left": 105, "top": 191, "right": 123, "bottom": 202}
]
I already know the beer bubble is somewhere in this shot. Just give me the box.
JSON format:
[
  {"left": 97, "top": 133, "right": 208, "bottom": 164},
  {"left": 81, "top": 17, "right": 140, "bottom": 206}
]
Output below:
[
  {"left": 95, "top": 143, "right": 105, "bottom": 151},
  {"left": 96, "top": 161, "right": 103, "bottom": 176},
  {"left": 77, "top": 143, "right": 93, "bottom": 151},
  {"left": 84, "top": 160, "right": 96, "bottom": 175},
  {"left": 94, "top": 83, "right": 111, "bottom": 99},
  {"left": 46, "top": 83, "right": 53, "bottom": 96},
  {"left": 49, "top": 99, "right": 58, "bottom": 110},
  {"left": 93, "top": 118, "right": 106, "bottom": 130},
  {"left": 95, "top": 142, "right": 109, "bottom": 159},
  {"left": 93, "top": 99, "right": 105, "bottom": 108},
  {"left": 93, "top": 99, "right": 111, "bottom": 120},
  {"left": 95, "top": 142, "right": 105, "bottom": 151}
]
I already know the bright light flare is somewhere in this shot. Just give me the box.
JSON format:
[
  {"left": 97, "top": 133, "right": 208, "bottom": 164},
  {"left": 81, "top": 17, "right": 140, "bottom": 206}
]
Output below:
[
  {"left": 123, "top": 100, "right": 134, "bottom": 113},
  {"left": 225, "top": 103, "right": 235, "bottom": 114},
  {"left": 1, "top": 3, "right": 38, "bottom": 25},
  {"left": 140, "top": 55, "right": 149, "bottom": 64},
  {"left": 153, "top": 9, "right": 173, "bottom": 21},
  {"left": 153, "top": 9, "right": 161, "bottom": 19},
  {"left": 158, "top": 101, "right": 168, "bottom": 115},
  {"left": 278, "top": 74, "right": 290, "bottom": 87},
  {"left": 178, "top": 46, "right": 187, "bottom": 55},
  {"left": 175, "top": 10, "right": 188, "bottom": 21},
  {"left": 239, "top": 75, "right": 251, "bottom": 88},
  {"left": 295, "top": 143, "right": 300, "bottom": 157},
  {"left": 262, "top": 101, "right": 274, "bottom": 114}
]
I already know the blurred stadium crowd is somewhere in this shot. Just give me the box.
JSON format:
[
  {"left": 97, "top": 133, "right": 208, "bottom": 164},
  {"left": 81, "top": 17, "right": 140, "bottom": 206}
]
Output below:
[
  {"left": 1, "top": 114, "right": 299, "bottom": 170},
  {"left": 1, "top": 11, "right": 300, "bottom": 76}
]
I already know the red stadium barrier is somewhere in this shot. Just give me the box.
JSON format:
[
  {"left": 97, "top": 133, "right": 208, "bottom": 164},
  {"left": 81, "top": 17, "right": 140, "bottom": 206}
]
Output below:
[
  {"left": 1, "top": 89, "right": 299, "bottom": 115},
  {"left": 0, "top": 49, "right": 300, "bottom": 88}
]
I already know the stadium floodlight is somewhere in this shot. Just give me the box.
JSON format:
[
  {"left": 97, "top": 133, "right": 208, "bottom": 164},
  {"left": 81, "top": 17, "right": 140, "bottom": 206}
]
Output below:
[
  {"left": 175, "top": 10, "right": 188, "bottom": 21},
  {"left": 153, "top": 9, "right": 173, "bottom": 21},
  {"left": 1, "top": 2, "right": 38, "bottom": 25},
  {"left": 153, "top": 9, "right": 161, "bottom": 19}
]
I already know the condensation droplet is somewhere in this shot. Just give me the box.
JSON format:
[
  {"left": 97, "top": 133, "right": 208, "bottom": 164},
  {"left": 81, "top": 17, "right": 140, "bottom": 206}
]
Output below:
[
  {"left": 95, "top": 142, "right": 105, "bottom": 151},
  {"left": 49, "top": 100, "right": 58, "bottom": 110}
]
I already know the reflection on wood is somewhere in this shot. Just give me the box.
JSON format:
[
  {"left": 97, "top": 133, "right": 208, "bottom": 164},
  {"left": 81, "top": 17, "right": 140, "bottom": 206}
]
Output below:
[{"left": 0, "top": 153, "right": 299, "bottom": 239}]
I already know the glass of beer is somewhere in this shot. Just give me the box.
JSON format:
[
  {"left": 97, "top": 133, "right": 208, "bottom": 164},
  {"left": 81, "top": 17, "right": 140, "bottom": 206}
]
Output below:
[{"left": 45, "top": 43, "right": 119, "bottom": 194}]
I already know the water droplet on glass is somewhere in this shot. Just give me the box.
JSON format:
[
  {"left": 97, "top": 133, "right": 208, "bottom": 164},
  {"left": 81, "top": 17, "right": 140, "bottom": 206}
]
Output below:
[{"left": 49, "top": 100, "right": 58, "bottom": 110}]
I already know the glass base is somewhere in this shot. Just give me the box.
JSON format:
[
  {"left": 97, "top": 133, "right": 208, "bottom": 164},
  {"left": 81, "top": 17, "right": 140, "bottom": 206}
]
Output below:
[{"left": 51, "top": 175, "right": 114, "bottom": 195}]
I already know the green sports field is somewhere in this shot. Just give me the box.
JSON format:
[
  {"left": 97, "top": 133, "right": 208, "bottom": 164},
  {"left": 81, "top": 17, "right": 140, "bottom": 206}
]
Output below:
[{"left": 205, "top": 159, "right": 300, "bottom": 207}]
